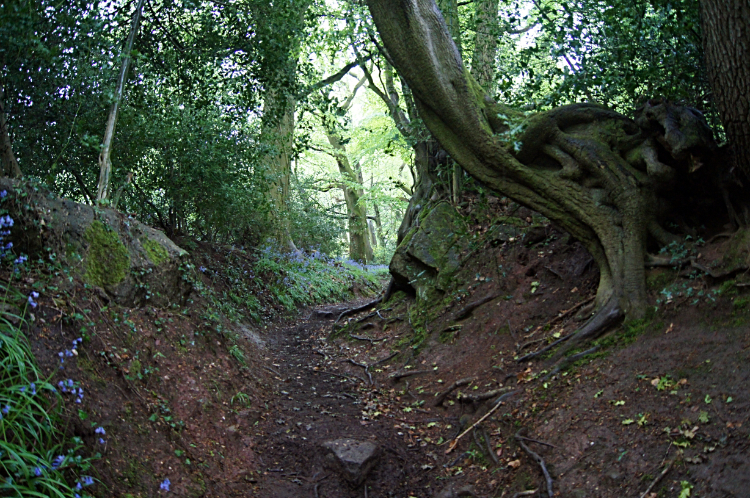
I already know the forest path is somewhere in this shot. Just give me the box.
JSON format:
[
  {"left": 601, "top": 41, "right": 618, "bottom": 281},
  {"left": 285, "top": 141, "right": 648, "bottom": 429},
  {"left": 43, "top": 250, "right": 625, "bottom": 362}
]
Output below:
[{"left": 252, "top": 300, "right": 437, "bottom": 498}]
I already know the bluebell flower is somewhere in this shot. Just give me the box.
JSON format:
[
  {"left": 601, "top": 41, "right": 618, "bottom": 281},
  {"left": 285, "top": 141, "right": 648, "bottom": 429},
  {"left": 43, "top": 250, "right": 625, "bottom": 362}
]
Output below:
[
  {"left": 33, "top": 467, "right": 42, "bottom": 477},
  {"left": 52, "top": 455, "right": 64, "bottom": 469},
  {"left": 0, "top": 190, "right": 7, "bottom": 198},
  {"left": 75, "top": 482, "right": 82, "bottom": 491},
  {"left": 31, "top": 291, "right": 39, "bottom": 299},
  {"left": 27, "top": 295, "right": 37, "bottom": 308},
  {"left": 2, "top": 404, "right": 10, "bottom": 415},
  {"left": 98, "top": 438, "right": 105, "bottom": 445},
  {"left": 19, "top": 386, "right": 25, "bottom": 393},
  {"left": 81, "top": 476, "right": 94, "bottom": 486},
  {"left": 95, "top": 426, "right": 105, "bottom": 435},
  {"left": 30, "top": 383, "right": 36, "bottom": 395},
  {"left": 160, "top": 478, "right": 170, "bottom": 491}
]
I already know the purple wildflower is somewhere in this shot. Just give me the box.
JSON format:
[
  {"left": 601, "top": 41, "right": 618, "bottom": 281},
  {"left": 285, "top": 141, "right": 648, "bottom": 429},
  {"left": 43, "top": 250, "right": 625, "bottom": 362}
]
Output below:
[{"left": 160, "top": 478, "right": 170, "bottom": 491}]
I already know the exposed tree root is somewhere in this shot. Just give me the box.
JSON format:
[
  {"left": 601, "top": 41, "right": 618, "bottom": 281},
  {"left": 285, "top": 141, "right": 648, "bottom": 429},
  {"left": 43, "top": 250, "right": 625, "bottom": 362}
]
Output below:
[
  {"left": 345, "top": 358, "right": 373, "bottom": 385},
  {"left": 434, "top": 377, "right": 475, "bottom": 406},
  {"left": 459, "top": 387, "right": 512, "bottom": 405},
  {"left": 544, "top": 346, "right": 600, "bottom": 380},
  {"left": 389, "top": 369, "right": 431, "bottom": 382},
  {"left": 515, "top": 431, "right": 554, "bottom": 498},
  {"left": 334, "top": 298, "right": 382, "bottom": 323},
  {"left": 454, "top": 293, "right": 501, "bottom": 320}
]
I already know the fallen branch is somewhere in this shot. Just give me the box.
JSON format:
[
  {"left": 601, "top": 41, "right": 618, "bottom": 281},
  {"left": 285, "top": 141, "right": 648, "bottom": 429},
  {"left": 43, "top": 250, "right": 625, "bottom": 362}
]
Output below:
[
  {"left": 638, "top": 460, "right": 673, "bottom": 498},
  {"left": 434, "top": 377, "right": 475, "bottom": 406},
  {"left": 454, "top": 293, "right": 500, "bottom": 320},
  {"left": 335, "top": 298, "right": 382, "bottom": 323},
  {"left": 515, "top": 432, "right": 554, "bottom": 498},
  {"left": 389, "top": 369, "right": 431, "bottom": 382},
  {"left": 446, "top": 391, "right": 517, "bottom": 454}
]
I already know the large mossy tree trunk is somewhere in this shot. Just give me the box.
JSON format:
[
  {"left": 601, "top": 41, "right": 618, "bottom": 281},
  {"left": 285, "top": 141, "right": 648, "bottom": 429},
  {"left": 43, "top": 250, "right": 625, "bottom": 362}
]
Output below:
[
  {"left": 259, "top": 91, "right": 300, "bottom": 254},
  {"left": 701, "top": 0, "right": 750, "bottom": 177},
  {"left": 366, "top": 0, "right": 715, "bottom": 325}
]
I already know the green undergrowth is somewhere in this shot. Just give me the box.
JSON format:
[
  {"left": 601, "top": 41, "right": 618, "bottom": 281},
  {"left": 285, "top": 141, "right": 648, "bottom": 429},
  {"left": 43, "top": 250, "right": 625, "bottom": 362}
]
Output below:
[
  {"left": 0, "top": 281, "right": 98, "bottom": 497},
  {"left": 190, "top": 248, "right": 387, "bottom": 326}
]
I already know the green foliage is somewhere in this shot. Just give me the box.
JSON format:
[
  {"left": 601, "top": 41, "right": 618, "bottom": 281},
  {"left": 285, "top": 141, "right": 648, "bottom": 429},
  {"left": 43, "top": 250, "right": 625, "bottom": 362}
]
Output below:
[{"left": 83, "top": 221, "right": 130, "bottom": 288}]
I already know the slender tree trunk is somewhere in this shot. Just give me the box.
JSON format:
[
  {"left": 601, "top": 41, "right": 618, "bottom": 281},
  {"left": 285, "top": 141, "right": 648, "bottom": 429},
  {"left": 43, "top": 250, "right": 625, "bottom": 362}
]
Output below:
[
  {"left": 96, "top": 0, "right": 145, "bottom": 202},
  {"left": 325, "top": 132, "right": 371, "bottom": 263},
  {"left": 0, "top": 83, "right": 22, "bottom": 178},
  {"left": 701, "top": 0, "right": 750, "bottom": 176}
]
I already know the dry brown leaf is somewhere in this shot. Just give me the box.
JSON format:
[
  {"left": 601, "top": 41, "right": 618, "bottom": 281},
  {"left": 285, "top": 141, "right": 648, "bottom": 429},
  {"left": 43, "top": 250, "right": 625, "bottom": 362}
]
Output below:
[{"left": 508, "top": 459, "right": 521, "bottom": 469}]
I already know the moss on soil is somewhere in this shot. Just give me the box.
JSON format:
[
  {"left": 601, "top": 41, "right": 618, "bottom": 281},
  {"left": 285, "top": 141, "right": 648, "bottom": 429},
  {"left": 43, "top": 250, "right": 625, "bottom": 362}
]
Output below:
[
  {"left": 143, "top": 238, "right": 169, "bottom": 266},
  {"left": 83, "top": 220, "right": 130, "bottom": 287}
]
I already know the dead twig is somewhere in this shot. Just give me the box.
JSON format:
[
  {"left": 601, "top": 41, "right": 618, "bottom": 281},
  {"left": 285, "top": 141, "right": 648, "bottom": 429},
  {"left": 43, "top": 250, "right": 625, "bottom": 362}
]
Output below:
[
  {"left": 638, "top": 460, "right": 673, "bottom": 498},
  {"left": 523, "top": 297, "right": 595, "bottom": 340},
  {"left": 335, "top": 298, "right": 382, "bottom": 323},
  {"left": 389, "top": 369, "right": 430, "bottom": 382},
  {"left": 515, "top": 432, "right": 553, "bottom": 498},
  {"left": 544, "top": 266, "right": 563, "bottom": 279},
  {"left": 263, "top": 365, "right": 282, "bottom": 378},
  {"left": 446, "top": 391, "right": 517, "bottom": 454},
  {"left": 434, "top": 377, "right": 475, "bottom": 406}
]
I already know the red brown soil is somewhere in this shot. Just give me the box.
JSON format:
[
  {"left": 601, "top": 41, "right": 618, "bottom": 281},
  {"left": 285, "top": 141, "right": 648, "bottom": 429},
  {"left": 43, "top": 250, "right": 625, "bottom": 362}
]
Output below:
[{"left": 14, "top": 216, "right": 750, "bottom": 497}]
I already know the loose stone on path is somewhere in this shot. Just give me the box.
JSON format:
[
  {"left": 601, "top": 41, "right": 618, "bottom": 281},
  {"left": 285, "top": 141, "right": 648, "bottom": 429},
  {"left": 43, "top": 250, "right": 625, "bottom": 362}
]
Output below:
[{"left": 321, "top": 438, "right": 381, "bottom": 485}]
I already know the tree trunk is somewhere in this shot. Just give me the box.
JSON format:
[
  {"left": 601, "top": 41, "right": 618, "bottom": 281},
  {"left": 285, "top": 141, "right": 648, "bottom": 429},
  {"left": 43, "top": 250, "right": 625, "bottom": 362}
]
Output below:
[
  {"left": 325, "top": 132, "right": 372, "bottom": 263},
  {"left": 96, "top": 0, "right": 145, "bottom": 202},
  {"left": 470, "top": 0, "right": 499, "bottom": 93},
  {"left": 701, "top": 0, "right": 750, "bottom": 177},
  {"left": 366, "top": 0, "right": 713, "bottom": 322},
  {"left": 260, "top": 91, "right": 299, "bottom": 254},
  {"left": 0, "top": 83, "right": 22, "bottom": 178}
]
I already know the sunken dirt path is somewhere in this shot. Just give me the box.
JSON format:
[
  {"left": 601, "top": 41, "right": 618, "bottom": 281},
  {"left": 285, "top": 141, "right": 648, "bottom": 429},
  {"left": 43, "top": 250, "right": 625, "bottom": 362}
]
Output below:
[{"left": 251, "top": 301, "right": 442, "bottom": 498}]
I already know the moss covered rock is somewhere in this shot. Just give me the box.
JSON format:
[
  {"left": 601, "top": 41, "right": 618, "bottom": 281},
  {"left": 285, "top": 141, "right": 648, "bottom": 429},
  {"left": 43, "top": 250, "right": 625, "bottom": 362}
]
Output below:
[
  {"left": 390, "top": 201, "right": 469, "bottom": 304},
  {"left": 0, "top": 178, "right": 190, "bottom": 307}
]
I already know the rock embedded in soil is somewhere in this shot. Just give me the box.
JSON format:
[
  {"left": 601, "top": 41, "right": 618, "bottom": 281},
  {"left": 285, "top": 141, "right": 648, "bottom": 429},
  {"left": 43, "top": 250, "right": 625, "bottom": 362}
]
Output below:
[{"left": 321, "top": 438, "right": 380, "bottom": 485}]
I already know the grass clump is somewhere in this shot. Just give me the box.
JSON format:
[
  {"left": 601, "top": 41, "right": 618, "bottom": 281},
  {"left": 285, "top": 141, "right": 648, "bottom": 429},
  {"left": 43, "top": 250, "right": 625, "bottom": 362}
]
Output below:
[{"left": 0, "top": 282, "right": 98, "bottom": 496}]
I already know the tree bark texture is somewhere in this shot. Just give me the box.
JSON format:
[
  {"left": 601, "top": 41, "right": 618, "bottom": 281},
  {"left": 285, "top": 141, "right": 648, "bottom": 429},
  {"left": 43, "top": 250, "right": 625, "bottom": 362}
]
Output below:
[
  {"left": 260, "top": 92, "right": 299, "bottom": 254},
  {"left": 366, "top": 0, "right": 716, "bottom": 320},
  {"left": 701, "top": 0, "right": 750, "bottom": 177},
  {"left": 96, "top": 0, "right": 145, "bottom": 202},
  {"left": 470, "top": 0, "right": 499, "bottom": 93},
  {"left": 0, "top": 83, "right": 22, "bottom": 178},
  {"left": 325, "top": 132, "right": 373, "bottom": 263}
]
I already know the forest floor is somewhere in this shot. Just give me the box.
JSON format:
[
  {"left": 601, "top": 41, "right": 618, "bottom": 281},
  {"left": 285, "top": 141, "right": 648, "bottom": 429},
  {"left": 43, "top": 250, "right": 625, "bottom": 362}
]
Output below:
[{"left": 12, "top": 203, "right": 750, "bottom": 498}]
